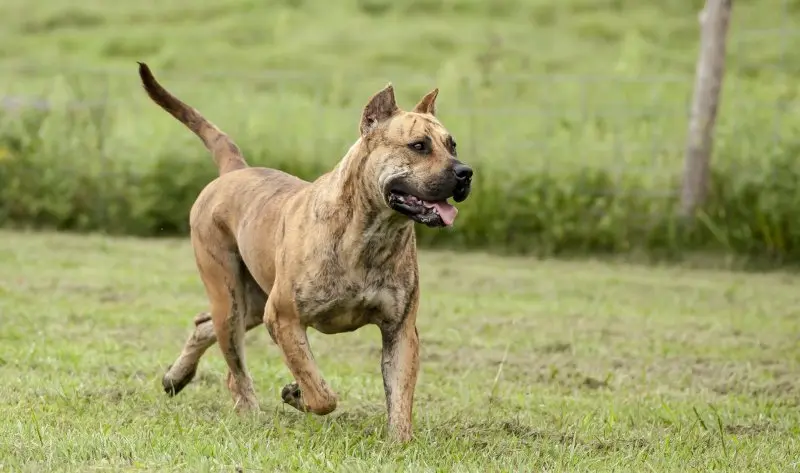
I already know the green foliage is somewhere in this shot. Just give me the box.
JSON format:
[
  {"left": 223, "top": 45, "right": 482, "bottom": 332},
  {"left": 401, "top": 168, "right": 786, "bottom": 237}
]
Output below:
[
  {"left": 0, "top": 0, "right": 799, "bottom": 265},
  {"left": 1, "top": 98, "right": 800, "bottom": 266}
]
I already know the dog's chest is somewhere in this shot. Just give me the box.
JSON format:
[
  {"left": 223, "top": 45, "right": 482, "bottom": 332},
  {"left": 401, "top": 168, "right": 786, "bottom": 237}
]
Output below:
[{"left": 294, "top": 274, "right": 405, "bottom": 334}]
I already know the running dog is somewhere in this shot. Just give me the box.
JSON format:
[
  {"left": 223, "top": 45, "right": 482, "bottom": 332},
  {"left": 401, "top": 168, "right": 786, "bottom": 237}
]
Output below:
[{"left": 137, "top": 62, "right": 473, "bottom": 442}]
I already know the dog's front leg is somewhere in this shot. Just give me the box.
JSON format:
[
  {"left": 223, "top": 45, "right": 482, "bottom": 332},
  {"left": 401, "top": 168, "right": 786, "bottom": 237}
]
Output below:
[
  {"left": 264, "top": 293, "right": 338, "bottom": 415},
  {"left": 380, "top": 305, "right": 420, "bottom": 443}
]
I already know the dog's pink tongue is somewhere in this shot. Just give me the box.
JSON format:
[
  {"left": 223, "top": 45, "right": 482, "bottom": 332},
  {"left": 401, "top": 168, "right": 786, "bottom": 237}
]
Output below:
[{"left": 432, "top": 201, "right": 458, "bottom": 226}]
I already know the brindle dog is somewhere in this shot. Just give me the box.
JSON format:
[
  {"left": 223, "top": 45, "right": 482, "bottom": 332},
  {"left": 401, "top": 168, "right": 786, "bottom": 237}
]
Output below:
[{"left": 137, "top": 62, "right": 473, "bottom": 442}]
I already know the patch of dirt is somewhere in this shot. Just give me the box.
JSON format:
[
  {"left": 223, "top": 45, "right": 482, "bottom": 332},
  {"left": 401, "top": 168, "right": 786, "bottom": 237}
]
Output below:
[
  {"left": 421, "top": 343, "right": 617, "bottom": 392},
  {"left": 428, "top": 418, "right": 552, "bottom": 443},
  {"left": 683, "top": 356, "right": 799, "bottom": 399},
  {"left": 540, "top": 341, "right": 572, "bottom": 354},
  {"left": 581, "top": 376, "right": 609, "bottom": 390},
  {"left": 712, "top": 380, "right": 798, "bottom": 399},
  {"left": 80, "top": 386, "right": 139, "bottom": 403},
  {"left": 499, "top": 419, "right": 547, "bottom": 440},
  {"left": 724, "top": 423, "right": 773, "bottom": 436},
  {"left": 592, "top": 437, "right": 648, "bottom": 452},
  {"left": 427, "top": 418, "right": 654, "bottom": 454},
  {"left": 421, "top": 337, "right": 799, "bottom": 402}
]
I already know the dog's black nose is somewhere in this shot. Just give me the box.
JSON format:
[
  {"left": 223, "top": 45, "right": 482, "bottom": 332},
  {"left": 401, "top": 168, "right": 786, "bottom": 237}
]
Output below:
[
  {"left": 452, "top": 163, "right": 472, "bottom": 203},
  {"left": 454, "top": 164, "right": 473, "bottom": 181}
]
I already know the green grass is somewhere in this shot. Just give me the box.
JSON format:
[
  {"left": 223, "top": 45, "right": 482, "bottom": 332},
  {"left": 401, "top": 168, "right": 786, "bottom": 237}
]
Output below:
[
  {"left": 4, "top": 0, "right": 800, "bottom": 262},
  {"left": 1, "top": 229, "right": 799, "bottom": 471},
  {"left": 0, "top": 0, "right": 797, "bottom": 176}
]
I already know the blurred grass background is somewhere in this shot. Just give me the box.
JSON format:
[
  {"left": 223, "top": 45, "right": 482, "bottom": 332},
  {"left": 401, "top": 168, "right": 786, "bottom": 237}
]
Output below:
[{"left": 0, "top": 0, "right": 799, "bottom": 264}]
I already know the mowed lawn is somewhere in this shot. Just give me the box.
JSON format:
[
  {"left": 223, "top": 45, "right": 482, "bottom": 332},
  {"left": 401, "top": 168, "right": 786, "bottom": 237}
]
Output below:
[{"left": 1, "top": 230, "right": 799, "bottom": 472}]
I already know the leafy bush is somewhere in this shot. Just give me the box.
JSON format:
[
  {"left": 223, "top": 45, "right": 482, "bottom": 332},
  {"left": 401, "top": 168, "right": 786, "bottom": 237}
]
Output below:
[{"left": 1, "top": 92, "right": 800, "bottom": 267}]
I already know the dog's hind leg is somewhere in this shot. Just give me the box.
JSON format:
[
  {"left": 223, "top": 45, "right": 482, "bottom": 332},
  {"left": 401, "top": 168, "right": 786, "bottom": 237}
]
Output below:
[
  {"left": 162, "top": 265, "right": 267, "bottom": 397},
  {"left": 161, "top": 311, "right": 215, "bottom": 396},
  {"left": 161, "top": 307, "right": 263, "bottom": 397},
  {"left": 183, "top": 235, "right": 261, "bottom": 412}
]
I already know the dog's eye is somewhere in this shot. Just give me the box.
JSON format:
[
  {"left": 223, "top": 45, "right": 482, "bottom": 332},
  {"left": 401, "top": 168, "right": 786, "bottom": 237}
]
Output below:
[{"left": 408, "top": 141, "right": 428, "bottom": 153}]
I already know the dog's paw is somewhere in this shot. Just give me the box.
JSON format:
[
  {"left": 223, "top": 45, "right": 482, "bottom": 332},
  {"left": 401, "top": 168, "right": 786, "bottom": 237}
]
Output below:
[
  {"left": 162, "top": 364, "right": 197, "bottom": 397},
  {"left": 281, "top": 382, "right": 307, "bottom": 412}
]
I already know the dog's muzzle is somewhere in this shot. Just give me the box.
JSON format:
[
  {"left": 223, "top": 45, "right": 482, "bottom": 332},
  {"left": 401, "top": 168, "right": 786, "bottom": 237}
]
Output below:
[
  {"left": 452, "top": 163, "right": 473, "bottom": 203},
  {"left": 385, "top": 162, "right": 474, "bottom": 228}
]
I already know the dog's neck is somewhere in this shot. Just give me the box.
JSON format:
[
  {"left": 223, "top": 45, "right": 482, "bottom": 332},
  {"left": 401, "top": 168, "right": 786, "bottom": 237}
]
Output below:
[{"left": 314, "top": 138, "right": 415, "bottom": 268}]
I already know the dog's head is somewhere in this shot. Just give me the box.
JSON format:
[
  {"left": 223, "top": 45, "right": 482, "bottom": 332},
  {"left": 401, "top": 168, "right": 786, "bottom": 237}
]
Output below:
[{"left": 357, "top": 84, "right": 473, "bottom": 228}]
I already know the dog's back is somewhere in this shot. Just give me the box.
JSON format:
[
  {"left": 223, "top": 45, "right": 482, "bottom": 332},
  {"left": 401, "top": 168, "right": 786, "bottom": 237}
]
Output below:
[{"left": 189, "top": 167, "right": 307, "bottom": 239}]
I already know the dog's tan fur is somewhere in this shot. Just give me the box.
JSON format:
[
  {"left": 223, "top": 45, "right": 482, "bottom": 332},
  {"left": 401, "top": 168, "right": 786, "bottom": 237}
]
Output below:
[{"left": 137, "top": 62, "right": 472, "bottom": 442}]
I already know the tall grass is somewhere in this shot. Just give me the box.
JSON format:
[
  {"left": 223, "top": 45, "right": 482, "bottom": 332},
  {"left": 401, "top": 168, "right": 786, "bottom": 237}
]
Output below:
[{"left": 0, "top": 0, "right": 799, "bottom": 264}]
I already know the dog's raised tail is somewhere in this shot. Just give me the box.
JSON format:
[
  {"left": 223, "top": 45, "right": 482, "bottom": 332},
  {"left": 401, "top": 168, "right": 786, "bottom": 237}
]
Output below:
[{"left": 137, "top": 62, "right": 247, "bottom": 176}]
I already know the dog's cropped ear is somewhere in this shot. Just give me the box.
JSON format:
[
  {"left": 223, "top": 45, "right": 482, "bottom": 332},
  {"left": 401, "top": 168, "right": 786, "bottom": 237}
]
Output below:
[
  {"left": 360, "top": 83, "right": 399, "bottom": 136},
  {"left": 412, "top": 88, "right": 439, "bottom": 116}
]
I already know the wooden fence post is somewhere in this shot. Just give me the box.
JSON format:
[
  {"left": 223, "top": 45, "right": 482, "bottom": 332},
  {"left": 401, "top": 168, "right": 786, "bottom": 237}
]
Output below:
[{"left": 680, "top": 0, "right": 733, "bottom": 219}]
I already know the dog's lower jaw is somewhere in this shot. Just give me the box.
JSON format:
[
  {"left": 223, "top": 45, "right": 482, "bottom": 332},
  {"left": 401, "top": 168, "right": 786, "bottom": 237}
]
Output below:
[
  {"left": 390, "top": 201, "right": 446, "bottom": 227},
  {"left": 386, "top": 193, "right": 454, "bottom": 228},
  {"left": 413, "top": 212, "right": 447, "bottom": 228}
]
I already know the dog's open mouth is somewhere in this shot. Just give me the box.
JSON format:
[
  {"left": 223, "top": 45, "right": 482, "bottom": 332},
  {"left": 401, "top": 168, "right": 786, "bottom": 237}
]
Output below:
[{"left": 388, "top": 191, "right": 458, "bottom": 227}]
